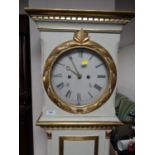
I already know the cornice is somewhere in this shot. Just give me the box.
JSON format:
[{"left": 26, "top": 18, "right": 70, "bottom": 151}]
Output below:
[
  {"left": 25, "top": 8, "right": 134, "bottom": 25},
  {"left": 36, "top": 120, "right": 123, "bottom": 130}
]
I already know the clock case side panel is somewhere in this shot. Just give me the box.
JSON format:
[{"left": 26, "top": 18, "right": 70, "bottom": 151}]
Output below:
[
  {"left": 47, "top": 130, "right": 110, "bottom": 155},
  {"left": 40, "top": 31, "right": 120, "bottom": 120}
]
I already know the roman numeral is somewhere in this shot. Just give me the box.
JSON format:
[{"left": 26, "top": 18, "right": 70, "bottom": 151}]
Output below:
[
  {"left": 79, "top": 51, "right": 83, "bottom": 58},
  {"left": 94, "top": 84, "right": 102, "bottom": 91},
  {"left": 68, "top": 56, "right": 72, "bottom": 60},
  {"left": 97, "top": 75, "right": 106, "bottom": 78},
  {"left": 57, "top": 62, "right": 65, "bottom": 66},
  {"left": 96, "top": 63, "right": 103, "bottom": 68},
  {"left": 89, "top": 55, "right": 93, "bottom": 60},
  {"left": 89, "top": 83, "right": 93, "bottom": 88},
  {"left": 66, "top": 90, "right": 72, "bottom": 99},
  {"left": 77, "top": 93, "right": 81, "bottom": 105},
  {"left": 56, "top": 82, "right": 64, "bottom": 89},
  {"left": 88, "top": 92, "right": 93, "bottom": 98},
  {"left": 53, "top": 73, "right": 62, "bottom": 77}
]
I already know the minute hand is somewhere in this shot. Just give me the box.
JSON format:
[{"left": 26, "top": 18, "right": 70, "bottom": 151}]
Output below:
[
  {"left": 68, "top": 56, "right": 81, "bottom": 77},
  {"left": 66, "top": 66, "right": 80, "bottom": 77}
]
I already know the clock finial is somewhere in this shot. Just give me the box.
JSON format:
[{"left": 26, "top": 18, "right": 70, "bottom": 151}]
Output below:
[{"left": 73, "top": 29, "right": 89, "bottom": 43}]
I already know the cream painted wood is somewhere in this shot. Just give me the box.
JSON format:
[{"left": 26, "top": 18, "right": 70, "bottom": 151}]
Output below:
[
  {"left": 35, "top": 16, "right": 119, "bottom": 155},
  {"left": 37, "top": 21, "right": 123, "bottom": 32},
  {"left": 64, "top": 141, "right": 94, "bottom": 155},
  {"left": 46, "top": 130, "right": 110, "bottom": 155},
  {"left": 38, "top": 29, "right": 120, "bottom": 155},
  {"left": 39, "top": 29, "right": 119, "bottom": 155},
  {"left": 40, "top": 31, "right": 120, "bottom": 119},
  {"left": 26, "top": 8, "right": 132, "bottom": 155}
]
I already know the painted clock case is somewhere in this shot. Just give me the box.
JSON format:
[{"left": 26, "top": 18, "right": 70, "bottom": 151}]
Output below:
[{"left": 25, "top": 8, "right": 134, "bottom": 155}]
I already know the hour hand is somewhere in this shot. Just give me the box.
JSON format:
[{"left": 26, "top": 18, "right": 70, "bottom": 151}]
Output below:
[
  {"left": 66, "top": 66, "right": 81, "bottom": 79},
  {"left": 68, "top": 56, "right": 81, "bottom": 76}
]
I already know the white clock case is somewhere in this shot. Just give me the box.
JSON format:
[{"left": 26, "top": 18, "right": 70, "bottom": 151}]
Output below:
[
  {"left": 40, "top": 31, "right": 119, "bottom": 121},
  {"left": 25, "top": 8, "right": 134, "bottom": 155},
  {"left": 25, "top": 9, "right": 133, "bottom": 122}
]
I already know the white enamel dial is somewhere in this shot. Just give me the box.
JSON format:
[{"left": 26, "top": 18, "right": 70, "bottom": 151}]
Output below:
[{"left": 51, "top": 47, "right": 108, "bottom": 106}]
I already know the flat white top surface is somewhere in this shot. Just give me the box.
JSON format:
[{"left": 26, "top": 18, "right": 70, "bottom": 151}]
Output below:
[{"left": 39, "top": 115, "right": 120, "bottom": 122}]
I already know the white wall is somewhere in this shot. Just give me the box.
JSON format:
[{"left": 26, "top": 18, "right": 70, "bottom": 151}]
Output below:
[
  {"left": 117, "top": 44, "right": 135, "bottom": 101},
  {"left": 119, "top": 18, "right": 135, "bottom": 48},
  {"left": 117, "top": 17, "right": 135, "bottom": 101},
  {"left": 29, "top": 0, "right": 115, "bottom": 10},
  {"left": 115, "top": 0, "right": 135, "bottom": 11}
]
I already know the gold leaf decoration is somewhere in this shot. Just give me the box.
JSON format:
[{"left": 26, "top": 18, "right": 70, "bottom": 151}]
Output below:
[{"left": 73, "top": 29, "right": 89, "bottom": 43}]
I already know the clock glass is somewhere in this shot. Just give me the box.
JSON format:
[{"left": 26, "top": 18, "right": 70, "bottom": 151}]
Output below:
[{"left": 51, "top": 47, "right": 108, "bottom": 106}]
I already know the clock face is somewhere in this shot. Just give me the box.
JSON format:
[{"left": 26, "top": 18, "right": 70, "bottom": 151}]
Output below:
[{"left": 51, "top": 47, "right": 108, "bottom": 106}]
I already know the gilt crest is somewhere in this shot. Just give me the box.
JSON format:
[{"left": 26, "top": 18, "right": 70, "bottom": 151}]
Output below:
[{"left": 73, "top": 29, "right": 89, "bottom": 43}]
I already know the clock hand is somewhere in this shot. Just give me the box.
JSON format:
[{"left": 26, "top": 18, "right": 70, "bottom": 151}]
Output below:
[
  {"left": 66, "top": 66, "right": 81, "bottom": 79},
  {"left": 68, "top": 56, "right": 81, "bottom": 77}
]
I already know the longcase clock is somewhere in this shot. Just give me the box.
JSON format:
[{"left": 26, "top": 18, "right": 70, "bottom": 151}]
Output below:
[{"left": 25, "top": 8, "right": 134, "bottom": 155}]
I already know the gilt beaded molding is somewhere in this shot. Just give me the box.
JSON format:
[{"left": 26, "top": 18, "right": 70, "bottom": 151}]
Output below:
[{"left": 25, "top": 8, "right": 134, "bottom": 25}]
